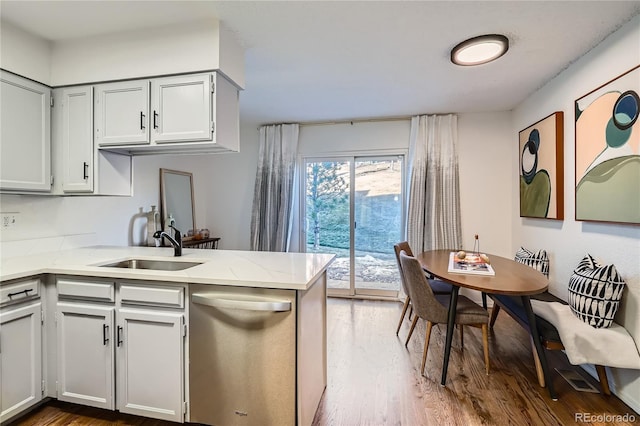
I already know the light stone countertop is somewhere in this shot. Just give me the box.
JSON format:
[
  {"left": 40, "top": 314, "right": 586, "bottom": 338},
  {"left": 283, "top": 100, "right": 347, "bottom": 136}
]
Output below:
[{"left": 0, "top": 246, "right": 335, "bottom": 291}]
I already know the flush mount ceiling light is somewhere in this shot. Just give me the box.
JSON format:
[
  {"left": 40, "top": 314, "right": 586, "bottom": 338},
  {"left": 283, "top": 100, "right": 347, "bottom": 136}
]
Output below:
[{"left": 451, "top": 34, "right": 509, "bottom": 66}]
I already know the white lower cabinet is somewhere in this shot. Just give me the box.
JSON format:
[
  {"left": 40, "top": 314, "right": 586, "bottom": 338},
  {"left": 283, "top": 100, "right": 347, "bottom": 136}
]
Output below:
[
  {"left": 117, "top": 309, "right": 185, "bottom": 422},
  {"left": 0, "top": 301, "right": 43, "bottom": 422},
  {"left": 54, "top": 277, "right": 186, "bottom": 423},
  {"left": 56, "top": 303, "right": 115, "bottom": 409}
]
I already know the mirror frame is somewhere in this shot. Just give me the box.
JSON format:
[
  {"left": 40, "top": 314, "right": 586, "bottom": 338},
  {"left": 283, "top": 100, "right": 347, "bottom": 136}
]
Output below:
[{"left": 159, "top": 168, "right": 196, "bottom": 236}]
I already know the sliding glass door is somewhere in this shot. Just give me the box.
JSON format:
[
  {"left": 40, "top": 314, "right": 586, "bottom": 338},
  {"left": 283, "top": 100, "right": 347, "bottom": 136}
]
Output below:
[{"left": 304, "top": 155, "right": 404, "bottom": 297}]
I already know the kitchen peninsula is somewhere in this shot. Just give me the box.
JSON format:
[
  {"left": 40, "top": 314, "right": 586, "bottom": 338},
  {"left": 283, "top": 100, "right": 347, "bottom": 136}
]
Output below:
[{"left": 0, "top": 246, "right": 334, "bottom": 425}]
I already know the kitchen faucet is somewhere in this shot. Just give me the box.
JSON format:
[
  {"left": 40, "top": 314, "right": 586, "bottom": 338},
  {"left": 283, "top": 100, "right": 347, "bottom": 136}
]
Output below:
[{"left": 153, "top": 225, "right": 182, "bottom": 256}]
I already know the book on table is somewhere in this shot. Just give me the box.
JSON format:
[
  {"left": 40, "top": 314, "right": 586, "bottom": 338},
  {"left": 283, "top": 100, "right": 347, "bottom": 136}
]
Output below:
[{"left": 447, "top": 252, "right": 495, "bottom": 276}]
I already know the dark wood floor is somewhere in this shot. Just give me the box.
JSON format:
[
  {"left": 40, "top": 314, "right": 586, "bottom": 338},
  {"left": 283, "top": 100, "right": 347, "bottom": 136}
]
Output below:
[{"left": 9, "top": 298, "right": 638, "bottom": 426}]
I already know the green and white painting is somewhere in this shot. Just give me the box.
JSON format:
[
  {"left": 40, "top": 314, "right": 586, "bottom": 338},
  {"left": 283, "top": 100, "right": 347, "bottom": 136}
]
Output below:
[
  {"left": 575, "top": 66, "right": 639, "bottom": 224},
  {"left": 519, "top": 112, "right": 564, "bottom": 219}
]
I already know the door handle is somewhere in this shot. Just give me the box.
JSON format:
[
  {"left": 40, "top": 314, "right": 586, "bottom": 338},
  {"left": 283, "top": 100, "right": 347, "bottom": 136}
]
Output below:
[
  {"left": 83, "top": 162, "right": 89, "bottom": 180},
  {"left": 117, "top": 325, "right": 123, "bottom": 347},
  {"left": 103, "top": 324, "right": 109, "bottom": 345},
  {"left": 192, "top": 293, "right": 291, "bottom": 312},
  {"left": 140, "top": 111, "right": 146, "bottom": 130},
  {"left": 153, "top": 110, "right": 159, "bottom": 129}
]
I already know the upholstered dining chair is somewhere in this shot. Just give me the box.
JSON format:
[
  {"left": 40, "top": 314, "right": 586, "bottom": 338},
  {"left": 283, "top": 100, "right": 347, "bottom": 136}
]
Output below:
[
  {"left": 393, "top": 242, "right": 452, "bottom": 337},
  {"left": 399, "top": 251, "right": 491, "bottom": 376}
]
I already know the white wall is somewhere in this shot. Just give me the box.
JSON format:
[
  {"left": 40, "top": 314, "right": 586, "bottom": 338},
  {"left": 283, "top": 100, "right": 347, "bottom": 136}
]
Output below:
[
  {"left": 0, "top": 19, "right": 243, "bottom": 89},
  {"left": 198, "top": 122, "right": 260, "bottom": 250},
  {"left": 50, "top": 19, "right": 246, "bottom": 87},
  {"left": 0, "top": 154, "right": 216, "bottom": 257},
  {"left": 512, "top": 15, "right": 640, "bottom": 411},
  {"left": 458, "top": 113, "right": 513, "bottom": 256},
  {"left": 0, "top": 20, "right": 52, "bottom": 84}
]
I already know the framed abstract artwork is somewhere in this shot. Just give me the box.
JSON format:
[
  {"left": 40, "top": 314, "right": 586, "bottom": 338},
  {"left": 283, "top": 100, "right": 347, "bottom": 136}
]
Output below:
[
  {"left": 519, "top": 111, "right": 564, "bottom": 219},
  {"left": 575, "top": 65, "right": 640, "bottom": 225}
]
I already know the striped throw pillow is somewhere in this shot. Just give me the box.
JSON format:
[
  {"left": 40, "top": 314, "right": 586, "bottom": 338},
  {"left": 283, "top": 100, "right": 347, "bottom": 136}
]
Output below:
[
  {"left": 514, "top": 247, "right": 549, "bottom": 277},
  {"left": 567, "top": 254, "right": 626, "bottom": 328}
]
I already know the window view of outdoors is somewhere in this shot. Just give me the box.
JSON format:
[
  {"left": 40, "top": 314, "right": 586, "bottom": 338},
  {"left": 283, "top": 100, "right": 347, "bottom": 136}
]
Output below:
[{"left": 305, "top": 158, "right": 402, "bottom": 293}]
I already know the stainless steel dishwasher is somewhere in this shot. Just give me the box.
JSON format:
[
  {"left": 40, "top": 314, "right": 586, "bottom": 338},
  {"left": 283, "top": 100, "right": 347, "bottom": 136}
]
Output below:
[{"left": 189, "top": 284, "right": 297, "bottom": 426}]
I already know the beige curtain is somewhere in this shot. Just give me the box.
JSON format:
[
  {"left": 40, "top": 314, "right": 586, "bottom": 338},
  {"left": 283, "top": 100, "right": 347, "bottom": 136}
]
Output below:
[
  {"left": 406, "top": 114, "right": 462, "bottom": 253},
  {"left": 250, "top": 124, "right": 299, "bottom": 251}
]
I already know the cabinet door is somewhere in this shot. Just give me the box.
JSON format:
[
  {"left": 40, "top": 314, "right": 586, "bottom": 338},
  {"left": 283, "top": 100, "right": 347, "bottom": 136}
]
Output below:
[
  {"left": 56, "top": 303, "right": 114, "bottom": 410},
  {"left": 61, "top": 87, "right": 94, "bottom": 192},
  {"left": 95, "top": 80, "right": 149, "bottom": 146},
  {"left": 151, "top": 74, "right": 212, "bottom": 144},
  {"left": 0, "top": 302, "right": 42, "bottom": 423},
  {"left": 117, "top": 309, "right": 184, "bottom": 422},
  {"left": 0, "top": 71, "right": 51, "bottom": 192}
]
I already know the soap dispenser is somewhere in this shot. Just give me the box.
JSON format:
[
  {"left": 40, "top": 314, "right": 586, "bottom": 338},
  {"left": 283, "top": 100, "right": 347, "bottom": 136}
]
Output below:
[{"left": 147, "top": 205, "right": 160, "bottom": 247}]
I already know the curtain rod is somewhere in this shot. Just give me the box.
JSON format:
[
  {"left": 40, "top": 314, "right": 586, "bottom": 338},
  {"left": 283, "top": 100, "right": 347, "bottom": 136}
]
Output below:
[
  {"left": 257, "top": 113, "right": 456, "bottom": 129},
  {"left": 257, "top": 116, "right": 411, "bottom": 130},
  {"left": 299, "top": 116, "right": 411, "bottom": 127}
]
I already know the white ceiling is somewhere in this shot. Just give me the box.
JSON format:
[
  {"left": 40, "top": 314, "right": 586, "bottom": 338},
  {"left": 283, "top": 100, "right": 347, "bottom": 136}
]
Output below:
[{"left": 2, "top": 1, "right": 639, "bottom": 125}]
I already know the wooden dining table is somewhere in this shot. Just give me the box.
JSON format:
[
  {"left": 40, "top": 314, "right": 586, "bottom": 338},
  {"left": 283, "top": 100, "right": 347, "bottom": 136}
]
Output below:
[{"left": 416, "top": 249, "right": 557, "bottom": 400}]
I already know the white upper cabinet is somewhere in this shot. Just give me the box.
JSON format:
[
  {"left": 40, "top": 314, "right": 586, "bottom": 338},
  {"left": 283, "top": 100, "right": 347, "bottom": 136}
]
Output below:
[
  {"left": 94, "top": 80, "right": 150, "bottom": 146},
  {"left": 0, "top": 71, "right": 51, "bottom": 192},
  {"left": 95, "top": 72, "right": 238, "bottom": 154},
  {"left": 61, "top": 87, "right": 94, "bottom": 192},
  {"left": 52, "top": 87, "right": 132, "bottom": 196},
  {"left": 151, "top": 74, "right": 212, "bottom": 144}
]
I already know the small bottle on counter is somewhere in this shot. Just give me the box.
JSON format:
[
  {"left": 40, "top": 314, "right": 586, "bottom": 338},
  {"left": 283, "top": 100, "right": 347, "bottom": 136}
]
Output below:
[{"left": 147, "top": 205, "right": 160, "bottom": 247}]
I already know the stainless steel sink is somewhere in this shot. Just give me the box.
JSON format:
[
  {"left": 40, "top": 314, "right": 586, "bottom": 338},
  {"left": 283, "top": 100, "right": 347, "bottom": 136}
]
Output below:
[{"left": 100, "top": 259, "right": 203, "bottom": 271}]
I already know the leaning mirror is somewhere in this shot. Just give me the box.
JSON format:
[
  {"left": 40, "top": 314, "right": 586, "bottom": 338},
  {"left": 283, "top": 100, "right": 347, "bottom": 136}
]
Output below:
[{"left": 160, "top": 168, "right": 196, "bottom": 237}]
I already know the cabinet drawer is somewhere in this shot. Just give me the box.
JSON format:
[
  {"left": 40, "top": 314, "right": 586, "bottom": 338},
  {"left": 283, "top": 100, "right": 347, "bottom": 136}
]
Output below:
[
  {"left": 57, "top": 278, "right": 115, "bottom": 302},
  {"left": 119, "top": 283, "right": 184, "bottom": 308},
  {"left": 0, "top": 278, "right": 40, "bottom": 306}
]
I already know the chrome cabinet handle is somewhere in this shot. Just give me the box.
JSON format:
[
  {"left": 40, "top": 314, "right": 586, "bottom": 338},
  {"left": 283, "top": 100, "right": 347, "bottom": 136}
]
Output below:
[{"left": 192, "top": 293, "right": 291, "bottom": 312}]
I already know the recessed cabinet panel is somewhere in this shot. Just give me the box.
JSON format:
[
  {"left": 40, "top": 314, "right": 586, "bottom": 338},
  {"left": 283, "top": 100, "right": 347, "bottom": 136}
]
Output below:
[
  {"left": 95, "top": 81, "right": 149, "bottom": 146},
  {"left": 0, "top": 71, "right": 51, "bottom": 192},
  {"left": 151, "top": 74, "right": 212, "bottom": 144},
  {"left": 117, "top": 309, "right": 184, "bottom": 422},
  {"left": 56, "top": 303, "right": 115, "bottom": 410},
  {"left": 62, "top": 87, "right": 94, "bottom": 192},
  {"left": 0, "top": 302, "right": 42, "bottom": 422},
  {"left": 0, "top": 278, "right": 40, "bottom": 306}
]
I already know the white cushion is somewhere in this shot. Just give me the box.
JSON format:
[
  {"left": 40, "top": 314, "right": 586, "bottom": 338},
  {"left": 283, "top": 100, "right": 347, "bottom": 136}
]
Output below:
[{"left": 531, "top": 300, "right": 640, "bottom": 369}]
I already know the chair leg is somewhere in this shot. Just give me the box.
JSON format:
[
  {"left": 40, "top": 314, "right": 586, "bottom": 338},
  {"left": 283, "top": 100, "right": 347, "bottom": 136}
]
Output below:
[
  {"left": 396, "top": 297, "right": 410, "bottom": 335},
  {"left": 595, "top": 365, "right": 611, "bottom": 395},
  {"left": 530, "top": 337, "right": 546, "bottom": 387},
  {"left": 482, "top": 323, "right": 490, "bottom": 375},
  {"left": 408, "top": 305, "right": 413, "bottom": 321},
  {"left": 405, "top": 316, "right": 418, "bottom": 347},
  {"left": 421, "top": 321, "right": 433, "bottom": 376},
  {"left": 482, "top": 292, "right": 487, "bottom": 309},
  {"left": 489, "top": 305, "right": 500, "bottom": 328},
  {"left": 460, "top": 325, "right": 464, "bottom": 350}
]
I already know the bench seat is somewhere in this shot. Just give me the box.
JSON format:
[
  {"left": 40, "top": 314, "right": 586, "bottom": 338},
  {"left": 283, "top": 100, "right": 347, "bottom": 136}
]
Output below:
[{"left": 488, "top": 292, "right": 612, "bottom": 395}]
